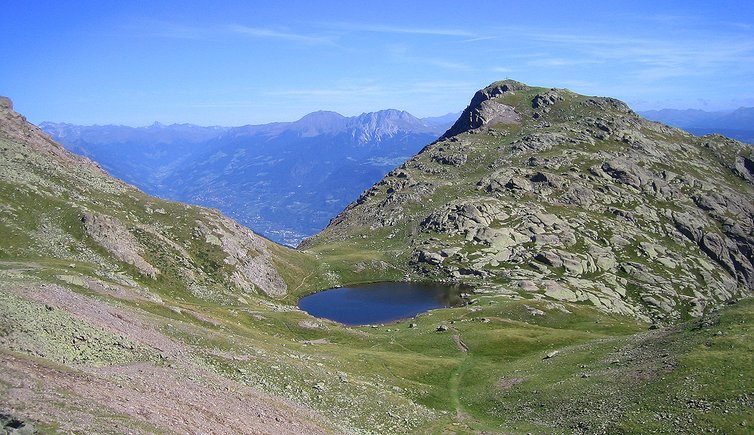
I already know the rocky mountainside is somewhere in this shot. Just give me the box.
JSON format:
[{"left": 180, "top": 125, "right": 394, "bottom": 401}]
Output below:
[
  {"left": 42, "top": 110, "right": 451, "bottom": 245},
  {"left": 1, "top": 96, "right": 302, "bottom": 300},
  {"left": 304, "top": 80, "right": 754, "bottom": 323}
]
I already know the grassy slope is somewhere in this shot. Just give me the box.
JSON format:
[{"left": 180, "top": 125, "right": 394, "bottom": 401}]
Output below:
[{"left": 6, "top": 261, "right": 752, "bottom": 433}]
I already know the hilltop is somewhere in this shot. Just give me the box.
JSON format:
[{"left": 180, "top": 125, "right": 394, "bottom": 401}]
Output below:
[{"left": 303, "top": 80, "right": 754, "bottom": 323}]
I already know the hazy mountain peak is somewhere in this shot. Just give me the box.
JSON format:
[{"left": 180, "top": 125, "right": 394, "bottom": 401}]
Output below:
[
  {"left": 290, "top": 110, "right": 349, "bottom": 137},
  {"left": 296, "top": 110, "right": 347, "bottom": 123}
]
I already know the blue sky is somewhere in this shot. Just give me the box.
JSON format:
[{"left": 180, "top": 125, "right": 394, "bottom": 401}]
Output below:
[{"left": 2, "top": 0, "right": 753, "bottom": 126}]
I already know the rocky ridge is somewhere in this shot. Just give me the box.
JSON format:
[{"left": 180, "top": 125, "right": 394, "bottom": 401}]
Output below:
[{"left": 304, "top": 80, "right": 754, "bottom": 322}]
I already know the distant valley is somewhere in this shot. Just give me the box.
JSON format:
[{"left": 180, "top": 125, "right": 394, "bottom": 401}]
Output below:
[
  {"left": 41, "top": 110, "right": 456, "bottom": 245},
  {"left": 640, "top": 106, "right": 754, "bottom": 144}
]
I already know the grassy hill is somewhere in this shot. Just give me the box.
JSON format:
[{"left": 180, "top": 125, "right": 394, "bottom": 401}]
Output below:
[
  {"left": 303, "top": 80, "right": 754, "bottom": 324},
  {"left": 1, "top": 84, "right": 753, "bottom": 434}
]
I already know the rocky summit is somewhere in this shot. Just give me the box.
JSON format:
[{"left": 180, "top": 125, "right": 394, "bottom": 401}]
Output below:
[{"left": 304, "top": 80, "right": 754, "bottom": 323}]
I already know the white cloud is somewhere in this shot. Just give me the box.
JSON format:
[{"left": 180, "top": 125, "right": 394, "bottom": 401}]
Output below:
[
  {"left": 526, "top": 57, "right": 602, "bottom": 67},
  {"left": 490, "top": 66, "right": 513, "bottom": 73},
  {"left": 330, "top": 22, "right": 475, "bottom": 37},
  {"left": 226, "top": 24, "right": 335, "bottom": 45},
  {"left": 124, "top": 19, "right": 337, "bottom": 45}
]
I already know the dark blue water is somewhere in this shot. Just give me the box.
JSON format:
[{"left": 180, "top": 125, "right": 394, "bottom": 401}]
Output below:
[{"left": 298, "top": 282, "right": 467, "bottom": 326}]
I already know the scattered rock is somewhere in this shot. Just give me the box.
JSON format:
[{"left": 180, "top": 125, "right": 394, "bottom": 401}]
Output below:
[
  {"left": 543, "top": 350, "right": 560, "bottom": 360},
  {"left": 497, "top": 377, "right": 525, "bottom": 390}
]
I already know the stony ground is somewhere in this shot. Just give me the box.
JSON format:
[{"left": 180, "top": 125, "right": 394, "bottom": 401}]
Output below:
[{"left": 0, "top": 278, "right": 337, "bottom": 434}]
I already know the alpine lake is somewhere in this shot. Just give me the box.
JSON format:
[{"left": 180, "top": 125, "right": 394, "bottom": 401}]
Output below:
[{"left": 298, "top": 282, "right": 470, "bottom": 326}]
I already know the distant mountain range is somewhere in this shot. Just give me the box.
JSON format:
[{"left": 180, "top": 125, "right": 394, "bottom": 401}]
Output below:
[
  {"left": 41, "top": 110, "right": 456, "bottom": 245},
  {"left": 639, "top": 107, "right": 754, "bottom": 143}
]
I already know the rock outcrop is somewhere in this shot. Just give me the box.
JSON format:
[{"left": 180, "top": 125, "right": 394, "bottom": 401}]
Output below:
[
  {"left": 441, "top": 81, "right": 523, "bottom": 138},
  {"left": 81, "top": 212, "right": 160, "bottom": 279}
]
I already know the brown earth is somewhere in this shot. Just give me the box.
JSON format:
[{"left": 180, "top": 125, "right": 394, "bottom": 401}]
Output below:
[{"left": 0, "top": 282, "right": 340, "bottom": 434}]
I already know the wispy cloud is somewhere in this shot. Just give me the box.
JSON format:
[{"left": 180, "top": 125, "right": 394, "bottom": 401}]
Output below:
[
  {"left": 265, "top": 83, "right": 386, "bottom": 99},
  {"left": 226, "top": 24, "right": 335, "bottom": 45},
  {"left": 420, "top": 58, "right": 469, "bottom": 70},
  {"left": 125, "top": 19, "right": 336, "bottom": 45},
  {"left": 510, "top": 27, "right": 754, "bottom": 82},
  {"left": 386, "top": 44, "right": 469, "bottom": 71},
  {"left": 123, "top": 19, "right": 211, "bottom": 40},
  {"left": 461, "top": 36, "right": 498, "bottom": 43},
  {"left": 408, "top": 80, "right": 477, "bottom": 93},
  {"left": 526, "top": 57, "right": 602, "bottom": 67},
  {"left": 725, "top": 21, "right": 753, "bottom": 30},
  {"left": 330, "top": 22, "right": 475, "bottom": 37},
  {"left": 490, "top": 66, "right": 513, "bottom": 73},
  {"left": 265, "top": 80, "right": 476, "bottom": 102}
]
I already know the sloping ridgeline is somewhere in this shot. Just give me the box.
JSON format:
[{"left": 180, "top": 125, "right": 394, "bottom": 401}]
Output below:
[
  {"left": 0, "top": 95, "right": 342, "bottom": 433},
  {"left": 303, "top": 80, "right": 754, "bottom": 323}
]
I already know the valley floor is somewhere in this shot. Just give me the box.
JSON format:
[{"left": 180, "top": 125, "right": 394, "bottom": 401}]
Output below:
[{"left": 2, "top": 260, "right": 753, "bottom": 434}]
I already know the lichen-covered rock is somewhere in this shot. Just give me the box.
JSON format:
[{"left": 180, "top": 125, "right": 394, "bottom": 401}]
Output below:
[
  {"left": 81, "top": 212, "right": 159, "bottom": 279},
  {"left": 532, "top": 90, "right": 564, "bottom": 111}
]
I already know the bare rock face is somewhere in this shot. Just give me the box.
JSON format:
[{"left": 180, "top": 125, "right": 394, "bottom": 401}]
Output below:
[
  {"left": 81, "top": 212, "right": 159, "bottom": 279},
  {"left": 193, "top": 215, "right": 287, "bottom": 298},
  {"left": 442, "top": 80, "right": 523, "bottom": 138},
  {"left": 735, "top": 155, "right": 754, "bottom": 182}
]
